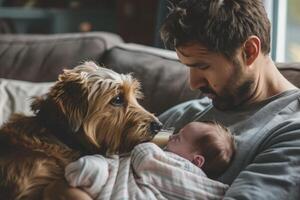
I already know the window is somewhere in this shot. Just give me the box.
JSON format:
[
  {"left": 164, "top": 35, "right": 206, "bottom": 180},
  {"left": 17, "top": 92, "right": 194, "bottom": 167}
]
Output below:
[
  {"left": 286, "top": 0, "right": 300, "bottom": 62},
  {"left": 265, "top": 0, "right": 300, "bottom": 62}
]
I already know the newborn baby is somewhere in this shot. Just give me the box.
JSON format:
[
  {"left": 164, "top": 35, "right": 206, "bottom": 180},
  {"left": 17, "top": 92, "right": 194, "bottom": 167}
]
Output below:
[{"left": 65, "top": 121, "right": 235, "bottom": 199}]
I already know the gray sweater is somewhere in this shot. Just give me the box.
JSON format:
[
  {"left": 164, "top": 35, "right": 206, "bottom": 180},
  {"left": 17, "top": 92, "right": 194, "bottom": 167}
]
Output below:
[{"left": 159, "top": 89, "right": 300, "bottom": 200}]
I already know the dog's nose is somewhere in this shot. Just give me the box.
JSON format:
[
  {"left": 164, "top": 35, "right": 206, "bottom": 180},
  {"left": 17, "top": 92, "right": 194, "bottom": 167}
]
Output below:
[{"left": 150, "top": 121, "right": 163, "bottom": 135}]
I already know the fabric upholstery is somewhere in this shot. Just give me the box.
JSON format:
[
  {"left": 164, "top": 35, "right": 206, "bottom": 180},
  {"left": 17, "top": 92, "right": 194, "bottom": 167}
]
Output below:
[
  {"left": 276, "top": 63, "right": 300, "bottom": 88},
  {"left": 0, "top": 78, "right": 53, "bottom": 125},
  {"left": 0, "top": 32, "right": 123, "bottom": 82},
  {"left": 102, "top": 43, "right": 201, "bottom": 115}
]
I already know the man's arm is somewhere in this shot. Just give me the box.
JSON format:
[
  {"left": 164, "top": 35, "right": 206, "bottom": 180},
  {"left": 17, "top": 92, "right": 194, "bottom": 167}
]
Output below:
[{"left": 224, "top": 125, "right": 300, "bottom": 200}]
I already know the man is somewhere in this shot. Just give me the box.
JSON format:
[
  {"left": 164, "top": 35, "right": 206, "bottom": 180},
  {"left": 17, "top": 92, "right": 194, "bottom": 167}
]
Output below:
[{"left": 159, "top": 0, "right": 300, "bottom": 199}]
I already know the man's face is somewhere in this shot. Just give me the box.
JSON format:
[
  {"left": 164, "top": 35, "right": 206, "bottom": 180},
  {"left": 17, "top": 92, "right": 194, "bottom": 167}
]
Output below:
[
  {"left": 166, "top": 122, "right": 213, "bottom": 161},
  {"left": 176, "top": 43, "right": 255, "bottom": 110}
]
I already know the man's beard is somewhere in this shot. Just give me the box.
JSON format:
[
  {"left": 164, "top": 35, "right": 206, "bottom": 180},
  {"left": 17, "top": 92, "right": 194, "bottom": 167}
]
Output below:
[
  {"left": 202, "top": 59, "right": 255, "bottom": 111},
  {"left": 212, "top": 79, "right": 255, "bottom": 110}
]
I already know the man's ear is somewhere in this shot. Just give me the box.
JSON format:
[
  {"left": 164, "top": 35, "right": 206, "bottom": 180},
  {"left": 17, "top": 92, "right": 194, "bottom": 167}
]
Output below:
[
  {"left": 243, "top": 35, "right": 261, "bottom": 66},
  {"left": 192, "top": 155, "right": 205, "bottom": 168}
]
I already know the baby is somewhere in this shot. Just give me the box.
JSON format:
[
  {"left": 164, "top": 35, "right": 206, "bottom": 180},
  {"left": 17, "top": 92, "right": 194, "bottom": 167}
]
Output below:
[
  {"left": 165, "top": 121, "right": 236, "bottom": 178},
  {"left": 65, "top": 121, "right": 236, "bottom": 199}
]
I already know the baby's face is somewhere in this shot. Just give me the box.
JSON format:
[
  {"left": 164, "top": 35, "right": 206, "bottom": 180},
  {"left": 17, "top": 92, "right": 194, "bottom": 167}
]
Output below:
[{"left": 166, "top": 122, "right": 214, "bottom": 161}]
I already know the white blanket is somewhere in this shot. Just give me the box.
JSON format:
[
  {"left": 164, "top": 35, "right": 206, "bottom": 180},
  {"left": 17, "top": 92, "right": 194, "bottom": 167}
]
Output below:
[{"left": 65, "top": 143, "right": 228, "bottom": 200}]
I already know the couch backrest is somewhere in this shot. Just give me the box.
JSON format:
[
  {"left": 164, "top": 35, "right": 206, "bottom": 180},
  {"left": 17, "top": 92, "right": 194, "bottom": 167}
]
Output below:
[
  {"left": 0, "top": 32, "right": 123, "bottom": 82},
  {"left": 102, "top": 43, "right": 201, "bottom": 115},
  {"left": 276, "top": 63, "right": 300, "bottom": 88}
]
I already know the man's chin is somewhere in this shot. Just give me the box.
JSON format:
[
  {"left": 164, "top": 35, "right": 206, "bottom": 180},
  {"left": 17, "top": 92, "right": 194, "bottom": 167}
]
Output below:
[{"left": 212, "top": 100, "right": 235, "bottom": 111}]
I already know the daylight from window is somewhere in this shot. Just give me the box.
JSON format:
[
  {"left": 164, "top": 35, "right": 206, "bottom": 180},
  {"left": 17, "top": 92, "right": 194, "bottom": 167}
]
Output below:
[{"left": 286, "top": 0, "right": 300, "bottom": 62}]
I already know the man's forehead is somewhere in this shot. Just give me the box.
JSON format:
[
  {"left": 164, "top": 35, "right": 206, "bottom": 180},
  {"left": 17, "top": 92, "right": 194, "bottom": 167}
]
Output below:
[{"left": 175, "top": 43, "right": 210, "bottom": 58}]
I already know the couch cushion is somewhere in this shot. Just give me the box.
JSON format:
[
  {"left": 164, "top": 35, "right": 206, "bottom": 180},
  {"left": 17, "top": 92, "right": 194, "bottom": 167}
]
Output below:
[
  {"left": 0, "top": 78, "right": 53, "bottom": 125},
  {"left": 277, "top": 63, "right": 300, "bottom": 88},
  {"left": 0, "top": 32, "right": 123, "bottom": 82},
  {"left": 102, "top": 43, "right": 201, "bottom": 115}
]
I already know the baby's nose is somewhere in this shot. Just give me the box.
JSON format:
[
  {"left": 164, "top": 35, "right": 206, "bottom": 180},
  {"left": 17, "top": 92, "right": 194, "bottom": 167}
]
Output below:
[{"left": 169, "top": 134, "right": 177, "bottom": 141}]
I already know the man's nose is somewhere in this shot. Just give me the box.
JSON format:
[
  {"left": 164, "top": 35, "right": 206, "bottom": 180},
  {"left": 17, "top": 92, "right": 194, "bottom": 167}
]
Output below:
[{"left": 189, "top": 68, "right": 207, "bottom": 90}]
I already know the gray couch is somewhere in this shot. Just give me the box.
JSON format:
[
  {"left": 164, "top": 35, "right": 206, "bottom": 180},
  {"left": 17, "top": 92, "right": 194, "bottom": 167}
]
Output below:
[{"left": 1, "top": 32, "right": 300, "bottom": 125}]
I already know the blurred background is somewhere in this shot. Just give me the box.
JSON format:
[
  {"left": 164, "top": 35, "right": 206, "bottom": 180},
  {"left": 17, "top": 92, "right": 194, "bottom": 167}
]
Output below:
[
  {"left": 0, "top": 0, "right": 160, "bottom": 46},
  {"left": 0, "top": 0, "right": 299, "bottom": 62},
  {"left": 286, "top": 0, "right": 300, "bottom": 62}
]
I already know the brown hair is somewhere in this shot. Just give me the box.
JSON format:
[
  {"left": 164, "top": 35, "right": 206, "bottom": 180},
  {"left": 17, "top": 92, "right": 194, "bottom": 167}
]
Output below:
[
  {"left": 193, "top": 121, "right": 236, "bottom": 178},
  {"left": 160, "top": 0, "right": 271, "bottom": 60}
]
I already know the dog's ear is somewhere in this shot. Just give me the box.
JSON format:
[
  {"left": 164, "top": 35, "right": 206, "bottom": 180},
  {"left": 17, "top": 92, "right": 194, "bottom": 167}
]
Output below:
[{"left": 51, "top": 71, "right": 89, "bottom": 132}]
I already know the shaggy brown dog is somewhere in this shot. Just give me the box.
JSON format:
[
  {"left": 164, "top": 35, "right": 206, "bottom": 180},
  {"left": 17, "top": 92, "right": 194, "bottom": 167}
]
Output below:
[{"left": 0, "top": 61, "right": 162, "bottom": 200}]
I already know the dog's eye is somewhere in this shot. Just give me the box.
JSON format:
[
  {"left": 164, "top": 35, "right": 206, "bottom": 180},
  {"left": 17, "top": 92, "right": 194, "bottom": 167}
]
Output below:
[{"left": 110, "top": 94, "right": 125, "bottom": 106}]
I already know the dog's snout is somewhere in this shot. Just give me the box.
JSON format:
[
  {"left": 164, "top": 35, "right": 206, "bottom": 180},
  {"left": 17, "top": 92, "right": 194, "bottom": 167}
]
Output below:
[{"left": 150, "top": 121, "right": 163, "bottom": 135}]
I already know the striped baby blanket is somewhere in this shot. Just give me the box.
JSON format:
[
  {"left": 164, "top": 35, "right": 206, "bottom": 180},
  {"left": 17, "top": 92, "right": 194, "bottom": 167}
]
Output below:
[{"left": 65, "top": 142, "right": 228, "bottom": 200}]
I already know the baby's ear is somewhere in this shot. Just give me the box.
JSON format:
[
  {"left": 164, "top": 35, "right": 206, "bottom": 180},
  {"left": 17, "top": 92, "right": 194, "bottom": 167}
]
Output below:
[{"left": 192, "top": 155, "right": 205, "bottom": 168}]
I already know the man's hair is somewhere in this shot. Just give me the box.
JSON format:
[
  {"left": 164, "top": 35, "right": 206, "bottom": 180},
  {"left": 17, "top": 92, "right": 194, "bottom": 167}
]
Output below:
[
  {"left": 193, "top": 120, "right": 236, "bottom": 178},
  {"left": 160, "top": 0, "right": 271, "bottom": 59}
]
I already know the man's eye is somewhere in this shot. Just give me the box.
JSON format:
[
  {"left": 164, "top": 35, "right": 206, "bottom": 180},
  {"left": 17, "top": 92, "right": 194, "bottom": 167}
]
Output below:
[{"left": 110, "top": 94, "right": 125, "bottom": 106}]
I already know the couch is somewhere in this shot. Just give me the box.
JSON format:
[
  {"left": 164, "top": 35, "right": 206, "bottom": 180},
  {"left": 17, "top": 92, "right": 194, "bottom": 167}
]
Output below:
[{"left": 1, "top": 32, "right": 300, "bottom": 126}]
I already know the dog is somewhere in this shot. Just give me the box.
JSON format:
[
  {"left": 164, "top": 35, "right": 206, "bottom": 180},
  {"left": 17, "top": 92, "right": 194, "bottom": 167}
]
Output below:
[{"left": 0, "top": 61, "right": 162, "bottom": 200}]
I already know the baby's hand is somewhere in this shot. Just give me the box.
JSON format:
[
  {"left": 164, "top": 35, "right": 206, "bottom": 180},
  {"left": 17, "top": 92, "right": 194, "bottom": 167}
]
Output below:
[{"left": 65, "top": 155, "right": 109, "bottom": 197}]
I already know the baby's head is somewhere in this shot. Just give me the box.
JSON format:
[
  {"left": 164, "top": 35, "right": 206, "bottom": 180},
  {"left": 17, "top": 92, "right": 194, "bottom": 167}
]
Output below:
[{"left": 166, "top": 121, "right": 235, "bottom": 178}]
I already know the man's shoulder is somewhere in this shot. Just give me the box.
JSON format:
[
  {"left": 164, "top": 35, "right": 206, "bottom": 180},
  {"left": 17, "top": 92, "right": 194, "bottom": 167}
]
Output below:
[
  {"left": 159, "top": 89, "right": 300, "bottom": 131},
  {"left": 252, "top": 89, "right": 300, "bottom": 127},
  {"left": 159, "top": 98, "right": 212, "bottom": 131}
]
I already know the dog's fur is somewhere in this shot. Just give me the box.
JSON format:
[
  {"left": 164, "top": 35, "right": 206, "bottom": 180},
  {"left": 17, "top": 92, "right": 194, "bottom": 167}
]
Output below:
[{"left": 0, "top": 61, "right": 161, "bottom": 200}]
